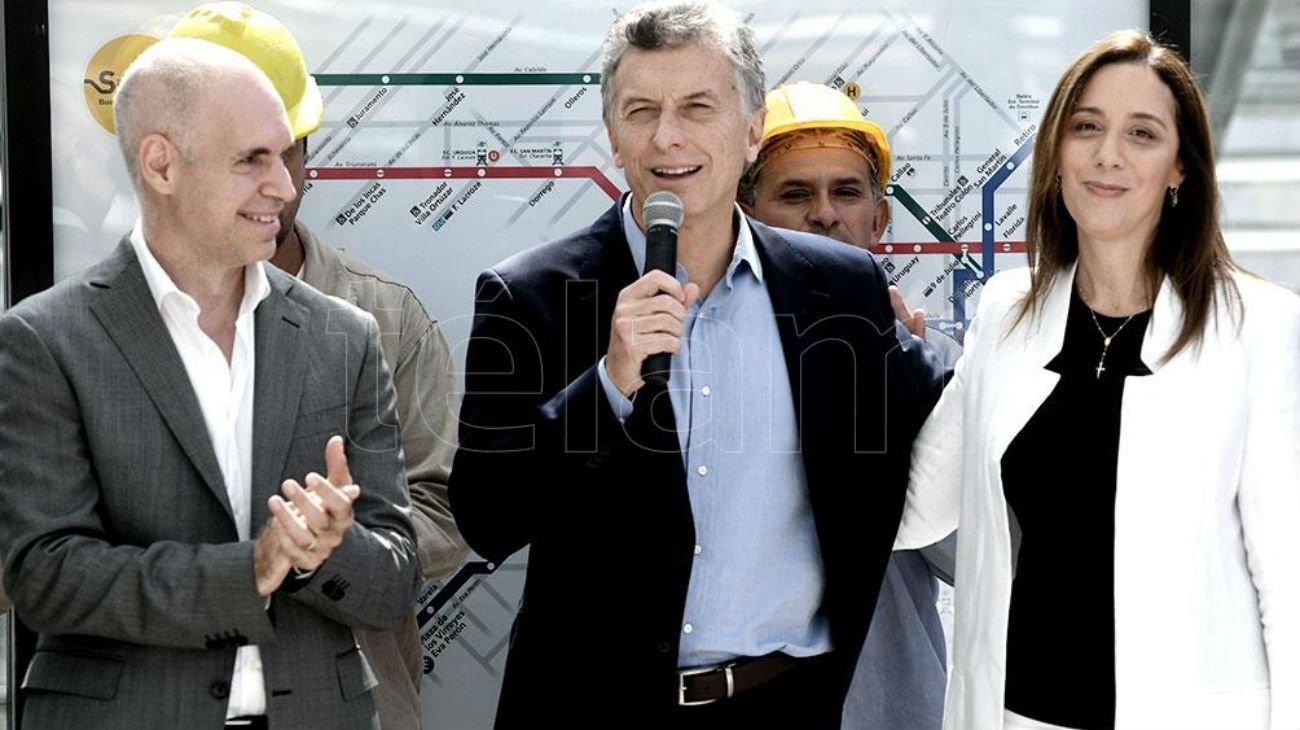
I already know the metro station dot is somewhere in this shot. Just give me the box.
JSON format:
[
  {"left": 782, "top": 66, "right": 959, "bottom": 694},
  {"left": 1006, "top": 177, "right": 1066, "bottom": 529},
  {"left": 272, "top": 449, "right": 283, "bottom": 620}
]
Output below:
[
  {"left": 1006, "top": 162, "right": 1016, "bottom": 170},
  {"left": 884, "top": 245, "right": 894, "bottom": 253},
  {"left": 984, "top": 223, "right": 994, "bottom": 231},
  {"left": 914, "top": 245, "right": 923, "bottom": 253},
  {"left": 455, "top": 75, "right": 464, "bottom": 84},
  {"left": 477, "top": 168, "right": 486, "bottom": 177},
  {"left": 554, "top": 168, "right": 564, "bottom": 176},
  {"left": 583, "top": 74, "right": 592, "bottom": 83},
  {"left": 376, "top": 169, "right": 385, "bottom": 178},
  {"left": 381, "top": 75, "right": 390, "bottom": 84},
  {"left": 308, "top": 170, "right": 318, "bottom": 179}
]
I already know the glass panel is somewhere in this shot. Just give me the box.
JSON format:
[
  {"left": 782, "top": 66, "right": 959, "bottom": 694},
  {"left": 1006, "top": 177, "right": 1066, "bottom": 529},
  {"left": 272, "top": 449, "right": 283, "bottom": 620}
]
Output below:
[
  {"left": 2, "top": 105, "right": 6, "bottom": 311},
  {"left": 1, "top": 611, "right": 8, "bottom": 726},
  {"left": 1192, "top": 0, "right": 1300, "bottom": 292},
  {"left": 1, "top": 81, "right": 9, "bottom": 730}
]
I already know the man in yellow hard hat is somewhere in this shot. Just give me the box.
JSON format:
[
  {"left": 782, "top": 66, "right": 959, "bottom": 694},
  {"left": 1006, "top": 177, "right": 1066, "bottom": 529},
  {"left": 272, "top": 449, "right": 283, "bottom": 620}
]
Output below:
[
  {"left": 741, "top": 81, "right": 955, "bottom": 730},
  {"left": 167, "top": 5, "right": 468, "bottom": 730},
  {"left": 741, "top": 81, "right": 892, "bottom": 248}
]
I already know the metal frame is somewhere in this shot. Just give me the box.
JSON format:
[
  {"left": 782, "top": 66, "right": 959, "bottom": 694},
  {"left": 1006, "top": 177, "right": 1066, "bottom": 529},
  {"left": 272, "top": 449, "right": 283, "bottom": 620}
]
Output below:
[
  {"left": 2, "top": 1, "right": 52, "bottom": 723},
  {"left": 0, "top": 2, "right": 1191, "bottom": 729},
  {"left": 1151, "top": 0, "right": 1193, "bottom": 60},
  {"left": 2, "top": 0, "right": 54, "bottom": 309}
]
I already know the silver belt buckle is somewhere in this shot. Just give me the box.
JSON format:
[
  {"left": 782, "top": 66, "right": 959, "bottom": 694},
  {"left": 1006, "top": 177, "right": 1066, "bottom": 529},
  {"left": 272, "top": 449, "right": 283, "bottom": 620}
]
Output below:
[{"left": 677, "top": 662, "right": 735, "bottom": 706}]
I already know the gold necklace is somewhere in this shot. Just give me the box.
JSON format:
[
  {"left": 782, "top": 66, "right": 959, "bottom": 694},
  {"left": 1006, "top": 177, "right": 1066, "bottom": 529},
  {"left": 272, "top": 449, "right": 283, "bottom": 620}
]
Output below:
[{"left": 1085, "top": 305, "right": 1137, "bottom": 379}]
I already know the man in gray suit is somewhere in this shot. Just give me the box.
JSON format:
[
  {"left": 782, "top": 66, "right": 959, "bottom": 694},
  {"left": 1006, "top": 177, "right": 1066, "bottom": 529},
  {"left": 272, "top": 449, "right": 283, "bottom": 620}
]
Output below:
[
  {"left": 0, "top": 38, "right": 418, "bottom": 730},
  {"left": 164, "top": 5, "right": 470, "bottom": 729}
]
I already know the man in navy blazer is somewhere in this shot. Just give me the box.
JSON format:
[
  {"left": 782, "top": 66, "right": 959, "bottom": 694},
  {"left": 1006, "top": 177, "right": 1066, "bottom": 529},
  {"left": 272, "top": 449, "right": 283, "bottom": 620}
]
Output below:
[{"left": 449, "top": 3, "right": 945, "bottom": 728}]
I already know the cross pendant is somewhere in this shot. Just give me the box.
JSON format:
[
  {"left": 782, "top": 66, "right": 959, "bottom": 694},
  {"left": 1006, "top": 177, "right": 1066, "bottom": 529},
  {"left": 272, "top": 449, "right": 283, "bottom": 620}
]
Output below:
[{"left": 1095, "top": 356, "right": 1106, "bottom": 379}]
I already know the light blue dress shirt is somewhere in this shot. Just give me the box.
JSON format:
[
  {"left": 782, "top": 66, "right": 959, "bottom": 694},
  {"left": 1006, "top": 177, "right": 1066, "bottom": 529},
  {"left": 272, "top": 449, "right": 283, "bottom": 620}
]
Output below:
[{"left": 597, "top": 198, "right": 832, "bottom": 668}]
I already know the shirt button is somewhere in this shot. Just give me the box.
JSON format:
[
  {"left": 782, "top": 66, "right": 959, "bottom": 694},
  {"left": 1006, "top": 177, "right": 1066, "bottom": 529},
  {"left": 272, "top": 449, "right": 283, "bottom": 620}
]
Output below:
[
  {"left": 701, "top": 385, "right": 711, "bottom": 397},
  {"left": 656, "top": 641, "right": 672, "bottom": 654},
  {"left": 696, "top": 465, "right": 708, "bottom": 477},
  {"left": 694, "top": 544, "right": 702, "bottom": 555},
  {"left": 683, "top": 623, "right": 693, "bottom": 634},
  {"left": 209, "top": 680, "right": 230, "bottom": 700}
]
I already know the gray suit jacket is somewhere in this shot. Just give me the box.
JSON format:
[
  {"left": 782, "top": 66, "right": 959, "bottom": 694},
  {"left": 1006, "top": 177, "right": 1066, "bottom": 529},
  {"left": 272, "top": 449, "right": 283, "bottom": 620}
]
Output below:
[
  {"left": 0, "top": 241, "right": 420, "bottom": 730},
  {"left": 299, "top": 221, "right": 468, "bottom": 730}
]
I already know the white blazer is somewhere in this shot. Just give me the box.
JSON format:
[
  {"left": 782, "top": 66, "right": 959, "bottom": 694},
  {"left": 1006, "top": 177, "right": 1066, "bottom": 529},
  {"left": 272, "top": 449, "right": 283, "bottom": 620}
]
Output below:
[{"left": 897, "top": 263, "right": 1300, "bottom": 730}]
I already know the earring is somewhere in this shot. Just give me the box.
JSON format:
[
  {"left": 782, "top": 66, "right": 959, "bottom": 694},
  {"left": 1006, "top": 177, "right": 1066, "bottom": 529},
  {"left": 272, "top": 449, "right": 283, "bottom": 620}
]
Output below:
[{"left": 1169, "top": 185, "right": 1180, "bottom": 208}]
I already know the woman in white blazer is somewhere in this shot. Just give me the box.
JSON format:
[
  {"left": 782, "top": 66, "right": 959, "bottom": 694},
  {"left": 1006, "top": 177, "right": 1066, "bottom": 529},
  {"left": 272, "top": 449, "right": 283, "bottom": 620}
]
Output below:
[{"left": 896, "top": 31, "right": 1300, "bottom": 730}]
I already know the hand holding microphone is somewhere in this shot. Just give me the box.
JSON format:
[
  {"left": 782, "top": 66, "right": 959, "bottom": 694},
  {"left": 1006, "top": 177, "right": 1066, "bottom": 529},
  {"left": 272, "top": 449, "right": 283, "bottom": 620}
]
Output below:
[{"left": 605, "top": 192, "right": 699, "bottom": 396}]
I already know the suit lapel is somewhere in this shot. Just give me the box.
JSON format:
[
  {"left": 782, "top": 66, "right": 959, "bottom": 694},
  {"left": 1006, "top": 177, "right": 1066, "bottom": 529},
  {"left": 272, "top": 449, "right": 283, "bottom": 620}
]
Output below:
[
  {"left": 990, "top": 267, "right": 1072, "bottom": 467},
  {"left": 1139, "top": 275, "right": 1183, "bottom": 372},
  {"left": 748, "top": 220, "right": 832, "bottom": 451},
  {"left": 585, "top": 195, "right": 641, "bottom": 292},
  {"left": 585, "top": 200, "right": 685, "bottom": 459},
  {"left": 88, "top": 242, "right": 235, "bottom": 522},
  {"left": 250, "top": 272, "right": 311, "bottom": 529}
]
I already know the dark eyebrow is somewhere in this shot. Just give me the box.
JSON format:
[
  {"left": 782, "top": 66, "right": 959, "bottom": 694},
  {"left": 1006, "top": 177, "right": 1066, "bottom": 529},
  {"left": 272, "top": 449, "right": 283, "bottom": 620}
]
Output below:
[
  {"left": 235, "top": 146, "right": 274, "bottom": 161},
  {"left": 1073, "top": 105, "right": 1169, "bottom": 131},
  {"left": 778, "top": 175, "right": 868, "bottom": 189},
  {"left": 1128, "top": 112, "right": 1170, "bottom": 130},
  {"left": 622, "top": 89, "right": 719, "bottom": 108},
  {"left": 620, "top": 95, "right": 657, "bottom": 108}
]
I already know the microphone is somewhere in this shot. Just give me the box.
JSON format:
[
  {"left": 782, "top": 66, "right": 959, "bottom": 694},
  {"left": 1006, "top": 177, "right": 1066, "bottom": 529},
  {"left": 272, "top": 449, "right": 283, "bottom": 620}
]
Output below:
[{"left": 640, "top": 191, "right": 685, "bottom": 387}]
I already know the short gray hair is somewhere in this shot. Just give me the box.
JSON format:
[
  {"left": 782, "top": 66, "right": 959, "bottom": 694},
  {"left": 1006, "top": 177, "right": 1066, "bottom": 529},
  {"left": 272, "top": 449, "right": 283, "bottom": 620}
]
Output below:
[
  {"left": 113, "top": 38, "right": 262, "bottom": 188},
  {"left": 600, "top": 1, "right": 764, "bottom": 126}
]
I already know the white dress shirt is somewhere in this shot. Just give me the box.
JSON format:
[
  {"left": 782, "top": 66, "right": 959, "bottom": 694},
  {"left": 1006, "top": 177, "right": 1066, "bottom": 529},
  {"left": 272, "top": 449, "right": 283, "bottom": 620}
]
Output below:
[{"left": 130, "top": 224, "right": 271, "bottom": 718}]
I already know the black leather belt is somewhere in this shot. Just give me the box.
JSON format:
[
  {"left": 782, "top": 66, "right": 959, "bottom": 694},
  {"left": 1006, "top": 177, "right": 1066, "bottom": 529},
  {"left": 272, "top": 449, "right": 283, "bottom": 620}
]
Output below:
[{"left": 677, "top": 652, "right": 804, "bottom": 706}]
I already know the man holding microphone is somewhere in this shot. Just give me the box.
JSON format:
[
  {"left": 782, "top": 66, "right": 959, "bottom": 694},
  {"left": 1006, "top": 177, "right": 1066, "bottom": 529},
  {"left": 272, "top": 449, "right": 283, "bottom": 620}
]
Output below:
[{"left": 450, "top": 2, "right": 945, "bottom": 727}]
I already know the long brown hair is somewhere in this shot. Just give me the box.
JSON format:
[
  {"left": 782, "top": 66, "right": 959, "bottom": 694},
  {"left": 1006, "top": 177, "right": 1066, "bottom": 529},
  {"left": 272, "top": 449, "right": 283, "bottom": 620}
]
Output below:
[{"left": 1017, "top": 30, "right": 1238, "bottom": 362}]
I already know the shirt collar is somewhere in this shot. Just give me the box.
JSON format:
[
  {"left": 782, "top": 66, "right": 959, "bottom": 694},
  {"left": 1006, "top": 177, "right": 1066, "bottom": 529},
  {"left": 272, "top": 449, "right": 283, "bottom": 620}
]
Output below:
[
  {"left": 619, "top": 195, "right": 764, "bottom": 289},
  {"left": 129, "top": 220, "right": 272, "bottom": 318}
]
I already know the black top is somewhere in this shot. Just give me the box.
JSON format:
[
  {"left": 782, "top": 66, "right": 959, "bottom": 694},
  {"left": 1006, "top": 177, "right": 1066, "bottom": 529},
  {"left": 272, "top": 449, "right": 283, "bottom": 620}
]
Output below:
[{"left": 1000, "top": 286, "right": 1152, "bottom": 730}]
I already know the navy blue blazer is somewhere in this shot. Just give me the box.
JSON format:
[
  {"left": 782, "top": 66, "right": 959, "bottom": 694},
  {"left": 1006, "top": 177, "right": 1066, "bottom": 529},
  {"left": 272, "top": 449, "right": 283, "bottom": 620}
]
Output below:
[{"left": 450, "top": 202, "right": 945, "bottom": 726}]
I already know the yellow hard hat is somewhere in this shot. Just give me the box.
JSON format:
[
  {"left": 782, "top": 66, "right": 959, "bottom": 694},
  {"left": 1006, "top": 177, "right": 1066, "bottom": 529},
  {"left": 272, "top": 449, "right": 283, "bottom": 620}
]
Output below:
[
  {"left": 169, "top": 2, "right": 322, "bottom": 139},
  {"left": 761, "top": 81, "right": 891, "bottom": 190}
]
